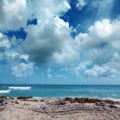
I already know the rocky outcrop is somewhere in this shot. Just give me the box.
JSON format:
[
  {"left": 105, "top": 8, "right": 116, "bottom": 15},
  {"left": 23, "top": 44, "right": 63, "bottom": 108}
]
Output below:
[{"left": 64, "top": 97, "right": 118, "bottom": 104}]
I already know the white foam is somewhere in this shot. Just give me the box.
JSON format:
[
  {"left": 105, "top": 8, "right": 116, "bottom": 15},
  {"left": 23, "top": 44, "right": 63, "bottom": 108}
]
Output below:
[
  {"left": 102, "top": 97, "right": 120, "bottom": 101},
  {"left": 9, "top": 86, "right": 31, "bottom": 90},
  {"left": 0, "top": 90, "right": 11, "bottom": 94}
]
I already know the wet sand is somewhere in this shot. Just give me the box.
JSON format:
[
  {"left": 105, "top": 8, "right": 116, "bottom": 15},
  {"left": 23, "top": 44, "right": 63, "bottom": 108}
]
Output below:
[{"left": 0, "top": 96, "right": 120, "bottom": 120}]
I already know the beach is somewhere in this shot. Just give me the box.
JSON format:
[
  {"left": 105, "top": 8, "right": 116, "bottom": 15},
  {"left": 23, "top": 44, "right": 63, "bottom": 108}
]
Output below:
[{"left": 0, "top": 96, "right": 120, "bottom": 120}]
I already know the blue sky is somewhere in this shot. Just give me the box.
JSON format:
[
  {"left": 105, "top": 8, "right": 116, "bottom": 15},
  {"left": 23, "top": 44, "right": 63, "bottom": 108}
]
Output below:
[{"left": 0, "top": 0, "right": 120, "bottom": 84}]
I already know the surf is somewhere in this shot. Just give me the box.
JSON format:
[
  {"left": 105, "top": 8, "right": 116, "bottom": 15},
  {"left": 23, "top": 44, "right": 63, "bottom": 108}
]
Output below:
[
  {"left": 9, "top": 86, "right": 31, "bottom": 90},
  {"left": 0, "top": 90, "right": 11, "bottom": 94}
]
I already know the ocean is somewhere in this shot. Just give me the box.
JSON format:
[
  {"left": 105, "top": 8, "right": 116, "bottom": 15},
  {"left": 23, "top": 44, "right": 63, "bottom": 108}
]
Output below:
[{"left": 0, "top": 84, "right": 120, "bottom": 100}]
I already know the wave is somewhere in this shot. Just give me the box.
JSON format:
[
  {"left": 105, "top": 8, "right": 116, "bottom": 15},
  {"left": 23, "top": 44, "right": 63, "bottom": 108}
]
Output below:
[
  {"left": 101, "top": 97, "right": 120, "bottom": 101},
  {"left": 0, "top": 90, "right": 11, "bottom": 94},
  {"left": 9, "top": 86, "right": 31, "bottom": 90}
]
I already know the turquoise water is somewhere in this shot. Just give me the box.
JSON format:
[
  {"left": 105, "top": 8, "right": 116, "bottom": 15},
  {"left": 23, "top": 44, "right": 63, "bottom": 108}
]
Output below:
[{"left": 0, "top": 85, "right": 120, "bottom": 99}]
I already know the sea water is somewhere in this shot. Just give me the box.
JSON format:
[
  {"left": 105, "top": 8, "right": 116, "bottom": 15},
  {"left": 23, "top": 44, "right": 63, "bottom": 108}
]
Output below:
[{"left": 0, "top": 84, "right": 120, "bottom": 100}]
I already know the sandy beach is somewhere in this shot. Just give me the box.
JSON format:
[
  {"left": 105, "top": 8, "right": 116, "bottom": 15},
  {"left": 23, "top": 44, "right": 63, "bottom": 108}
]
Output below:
[{"left": 0, "top": 96, "right": 120, "bottom": 120}]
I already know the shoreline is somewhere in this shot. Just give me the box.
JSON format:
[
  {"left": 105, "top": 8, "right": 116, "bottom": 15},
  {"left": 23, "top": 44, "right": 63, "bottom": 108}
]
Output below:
[
  {"left": 1, "top": 96, "right": 120, "bottom": 120},
  {"left": 1, "top": 95, "right": 120, "bottom": 102},
  {"left": 33, "top": 96, "right": 120, "bottom": 101}
]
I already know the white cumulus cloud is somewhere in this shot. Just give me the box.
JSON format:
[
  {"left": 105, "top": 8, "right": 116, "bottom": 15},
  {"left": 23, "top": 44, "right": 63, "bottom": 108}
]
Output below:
[
  {"left": 23, "top": 16, "right": 73, "bottom": 64},
  {"left": 11, "top": 62, "right": 34, "bottom": 77},
  {"left": 75, "top": 18, "right": 120, "bottom": 77},
  {"left": 85, "top": 65, "right": 117, "bottom": 78},
  {"left": 0, "top": 0, "right": 28, "bottom": 29},
  {"left": 0, "top": 33, "right": 11, "bottom": 60}
]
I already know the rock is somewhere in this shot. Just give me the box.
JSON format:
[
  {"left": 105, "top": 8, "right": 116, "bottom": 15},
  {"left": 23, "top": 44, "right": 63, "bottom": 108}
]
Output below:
[
  {"left": 0, "top": 107, "right": 4, "bottom": 112},
  {"left": 17, "top": 96, "right": 32, "bottom": 100},
  {"left": 64, "top": 97, "right": 116, "bottom": 104},
  {"left": 55, "top": 100, "right": 66, "bottom": 106},
  {"left": 72, "top": 98, "right": 101, "bottom": 103},
  {"left": 96, "top": 102, "right": 106, "bottom": 106},
  {"left": 0, "top": 96, "right": 7, "bottom": 106},
  {"left": 109, "top": 104, "right": 117, "bottom": 108},
  {"left": 15, "top": 101, "right": 19, "bottom": 104},
  {"left": 64, "top": 97, "right": 73, "bottom": 103}
]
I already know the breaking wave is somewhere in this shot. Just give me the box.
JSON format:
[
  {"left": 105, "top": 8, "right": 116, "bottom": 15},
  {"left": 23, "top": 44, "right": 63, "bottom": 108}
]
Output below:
[
  {"left": 0, "top": 90, "right": 11, "bottom": 94},
  {"left": 9, "top": 86, "right": 31, "bottom": 90}
]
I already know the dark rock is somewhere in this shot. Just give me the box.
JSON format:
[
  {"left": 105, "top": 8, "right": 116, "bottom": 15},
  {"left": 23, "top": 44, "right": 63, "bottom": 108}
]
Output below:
[
  {"left": 64, "top": 97, "right": 117, "bottom": 104},
  {"left": 109, "top": 104, "right": 117, "bottom": 108},
  {"left": 17, "top": 96, "right": 32, "bottom": 100},
  {"left": 0, "top": 96, "right": 8, "bottom": 106},
  {"left": 15, "top": 101, "right": 19, "bottom": 104},
  {"left": 64, "top": 97, "right": 73, "bottom": 103},
  {"left": 103, "top": 100, "right": 115, "bottom": 104},
  {"left": 72, "top": 98, "right": 101, "bottom": 103},
  {"left": 96, "top": 102, "right": 106, "bottom": 106},
  {"left": 0, "top": 107, "right": 4, "bottom": 112},
  {"left": 55, "top": 100, "right": 66, "bottom": 106}
]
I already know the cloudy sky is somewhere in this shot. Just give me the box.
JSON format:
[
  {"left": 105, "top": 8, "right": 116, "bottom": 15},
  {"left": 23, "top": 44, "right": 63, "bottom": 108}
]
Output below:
[{"left": 0, "top": 0, "right": 120, "bottom": 84}]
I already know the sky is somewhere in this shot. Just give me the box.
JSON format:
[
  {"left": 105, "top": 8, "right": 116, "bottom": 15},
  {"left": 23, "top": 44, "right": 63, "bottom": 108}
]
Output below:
[{"left": 0, "top": 0, "right": 120, "bottom": 84}]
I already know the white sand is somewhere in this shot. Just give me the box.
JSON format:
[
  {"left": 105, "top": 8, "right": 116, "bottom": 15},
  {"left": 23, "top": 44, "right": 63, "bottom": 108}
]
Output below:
[{"left": 0, "top": 97, "right": 120, "bottom": 120}]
